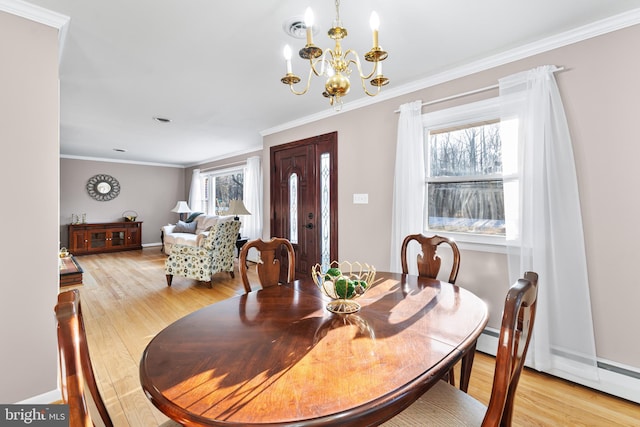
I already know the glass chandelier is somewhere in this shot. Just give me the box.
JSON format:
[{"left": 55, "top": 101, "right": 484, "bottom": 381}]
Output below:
[{"left": 280, "top": 0, "right": 389, "bottom": 110}]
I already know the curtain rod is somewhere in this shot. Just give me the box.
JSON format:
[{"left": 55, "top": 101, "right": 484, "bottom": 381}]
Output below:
[{"left": 394, "top": 66, "right": 565, "bottom": 113}]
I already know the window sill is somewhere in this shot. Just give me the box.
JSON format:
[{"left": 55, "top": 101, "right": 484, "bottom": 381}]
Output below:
[{"left": 426, "top": 230, "right": 508, "bottom": 254}]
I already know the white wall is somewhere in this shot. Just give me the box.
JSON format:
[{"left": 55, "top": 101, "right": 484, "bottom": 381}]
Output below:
[
  {"left": 0, "top": 10, "right": 62, "bottom": 403},
  {"left": 263, "top": 24, "right": 640, "bottom": 373}
]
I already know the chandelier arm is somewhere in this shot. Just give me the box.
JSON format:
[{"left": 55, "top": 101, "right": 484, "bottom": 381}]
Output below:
[
  {"left": 344, "top": 50, "right": 377, "bottom": 80},
  {"left": 315, "top": 49, "right": 339, "bottom": 77},
  {"left": 288, "top": 66, "right": 316, "bottom": 95},
  {"left": 324, "top": 48, "right": 336, "bottom": 67},
  {"left": 359, "top": 78, "right": 382, "bottom": 97},
  {"left": 309, "top": 58, "right": 325, "bottom": 77}
]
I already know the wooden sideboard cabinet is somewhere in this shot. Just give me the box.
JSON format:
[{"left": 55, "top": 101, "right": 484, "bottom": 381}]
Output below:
[{"left": 68, "top": 221, "right": 143, "bottom": 255}]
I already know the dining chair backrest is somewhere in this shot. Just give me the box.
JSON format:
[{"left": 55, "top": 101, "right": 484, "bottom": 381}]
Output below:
[
  {"left": 401, "top": 234, "right": 461, "bottom": 284},
  {"left": 381, "top": 271, "right": 539, "bottom": 427},
  {"left": 483, "top": 271, "right": 539, "bottom": 426},
  {"left": 239, "top": 238, "right": 295, "bottom": 292},
  {"left": 55, "top": 289, "right": 114, "bottom": 427}
]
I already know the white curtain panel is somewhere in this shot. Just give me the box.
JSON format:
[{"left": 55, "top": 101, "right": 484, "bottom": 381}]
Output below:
[
  {"left": 499, "top": 65, "right": 599, "bottom": 381},
  {"left": 188, "top": 168, "right": 202, "bottom": 213},
  {"left": 390, "top": 100, "right": 425, "bottom": 273},
  {"left": 244, "top": 155, "right": 263, "bottom": 241}
]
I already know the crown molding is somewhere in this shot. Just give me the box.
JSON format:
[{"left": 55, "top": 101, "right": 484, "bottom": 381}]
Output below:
[
  {"left": 0, "top": 0, "right": 70, "bottom": 62},
  {"left": 186, "top": 145, "right": 264, "bottom": 168},
  {"left": 60, "top": 146, "right": 265, "bottom": 169},
  {"left": 261, "top": 7, "right": 640, "bottom": 137},
  {"left": 60, "top": 154, "right": 186, "bottom": 169}
]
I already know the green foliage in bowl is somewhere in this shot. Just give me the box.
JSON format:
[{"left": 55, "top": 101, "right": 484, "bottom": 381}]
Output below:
[{"left": 312, "top": 261, "right": 376, "bottom": 313}]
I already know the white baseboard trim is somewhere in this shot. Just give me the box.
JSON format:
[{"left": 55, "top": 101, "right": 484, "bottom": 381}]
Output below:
[
  {"left": 142, "top": 242, "right": 162, "bottom": 248},
  {"left": 17, "top": 388, "right": 61, "bottom": 404},
  {"left": 476, "top": 329, "right": 640, "bottom": 404}
]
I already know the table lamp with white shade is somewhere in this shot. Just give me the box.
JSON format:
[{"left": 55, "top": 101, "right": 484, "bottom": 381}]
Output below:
[
  {"left": 227, "top": 199, "right": 251, "bottom": 220},
  {"left": 171, "top": 201, "right": 191, "bottom": 221},
  {"left": 227, "top": 199, "right": 251, "bottom": 240}
]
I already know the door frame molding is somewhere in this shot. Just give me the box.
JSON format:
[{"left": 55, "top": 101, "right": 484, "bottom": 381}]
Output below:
[{"left": 270, "top": 131, "right": 338, "bottom": 266}]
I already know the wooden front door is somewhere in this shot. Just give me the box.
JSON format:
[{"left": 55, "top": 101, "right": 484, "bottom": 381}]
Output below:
[{"left": 271, "top": 132, "right": 338, "bottom": 279}]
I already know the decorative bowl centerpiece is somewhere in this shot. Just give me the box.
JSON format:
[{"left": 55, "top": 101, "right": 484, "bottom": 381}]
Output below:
[
  {"left": 122, "top": 210, "right": 138, "bottom": 222},
  {"left": 312, "top": 261, "right": 376, "bottom": 314}
]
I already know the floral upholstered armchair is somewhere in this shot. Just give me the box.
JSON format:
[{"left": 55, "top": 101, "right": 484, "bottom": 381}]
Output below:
[{"left": 165, "top": 219, "right": 241, "bottom": 288}]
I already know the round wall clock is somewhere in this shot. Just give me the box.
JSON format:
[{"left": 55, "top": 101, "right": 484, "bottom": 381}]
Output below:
[{"left": 87, "top": 174, "right": 120, "bottom": 201}]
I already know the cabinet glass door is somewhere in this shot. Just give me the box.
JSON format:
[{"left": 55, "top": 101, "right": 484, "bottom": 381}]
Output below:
[
  {"left": 111, "top": 230, "right": 126, "bottom": 247},
  {"left": 90, "top": 231, "right": 107, "bottom": 249}
]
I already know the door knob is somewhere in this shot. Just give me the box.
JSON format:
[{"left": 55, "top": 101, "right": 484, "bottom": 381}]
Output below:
[{"left": 305, "top": 223, "right": 314, "bottom": 229}]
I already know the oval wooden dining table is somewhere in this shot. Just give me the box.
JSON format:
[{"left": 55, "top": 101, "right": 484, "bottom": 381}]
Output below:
[{"left": 139, "top": 272, "right": 488, "bottom": 426}]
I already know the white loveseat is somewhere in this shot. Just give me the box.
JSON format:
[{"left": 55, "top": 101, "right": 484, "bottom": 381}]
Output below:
[{"left": 162, "top": 214, "right": 234, "bottom": 255}]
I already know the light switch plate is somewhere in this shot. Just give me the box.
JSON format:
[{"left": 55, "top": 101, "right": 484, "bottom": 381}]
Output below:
[{"left": 353, "top": 193, "right": 368, "bottom": 204}]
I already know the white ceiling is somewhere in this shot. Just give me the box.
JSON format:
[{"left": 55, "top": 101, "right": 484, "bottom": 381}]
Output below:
[{"left": 21, "top": 0, "right": 640, "bottom": 167}]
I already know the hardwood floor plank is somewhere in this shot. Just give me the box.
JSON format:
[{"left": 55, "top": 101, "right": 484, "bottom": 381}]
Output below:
[
  {"left": 465, "top": 353, "right": 640, "bottom": 426},
  {"left": 66, "top": 248, "right": 639, "bottom": 426}
]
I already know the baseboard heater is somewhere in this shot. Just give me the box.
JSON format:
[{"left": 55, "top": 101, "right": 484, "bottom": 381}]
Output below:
[{"left": 477, "top": 328, "right": 640, "bottom": 404}]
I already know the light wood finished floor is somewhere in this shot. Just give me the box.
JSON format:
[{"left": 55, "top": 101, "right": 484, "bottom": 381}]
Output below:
[{"left": 66, "top": 248, "right": 639, "bottom": 426}]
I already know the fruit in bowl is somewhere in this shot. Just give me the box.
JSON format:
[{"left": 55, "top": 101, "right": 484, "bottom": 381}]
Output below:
[{"left": 312, "top": 261, "right": 376, "bottom": 314}]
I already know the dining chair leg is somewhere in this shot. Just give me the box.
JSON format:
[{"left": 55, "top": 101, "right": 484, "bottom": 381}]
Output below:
[
  {"left": 459, "top": 342, "right": 477, "bottom": 393},
  {"left": 166, "top": 275, "right": 173, "bottom": 287}
]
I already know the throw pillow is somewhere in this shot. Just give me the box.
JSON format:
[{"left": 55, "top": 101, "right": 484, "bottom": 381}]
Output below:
[
  {"left": 196, "top": 215, "right": 219, "bottom": 234},
  {"left": 185, "top": 212, "right": 203, "bottom": 223},
  {"left": 173, "top": 220, "right": 196, "bottom": 234}
]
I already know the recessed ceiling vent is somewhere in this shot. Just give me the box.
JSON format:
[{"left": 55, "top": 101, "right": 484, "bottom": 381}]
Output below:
[{"left": 283, "top": 16, "right": 319, "bottom": 39}]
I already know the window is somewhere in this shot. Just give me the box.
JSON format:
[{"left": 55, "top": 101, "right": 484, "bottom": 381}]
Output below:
[
  {"left": 289, "top": 173, "right": 298, "bottom": 244},
  {"left": 320, "top": 152, "right": 331, "bottom": 268},
  {"left": 200, "top": 168, "right": 244, "bottom": 215},
  {"left": 423, "top": 98, "right": 512, "bottom": 238}
]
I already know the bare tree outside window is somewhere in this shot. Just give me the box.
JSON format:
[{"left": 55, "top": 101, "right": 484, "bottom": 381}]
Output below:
[
  {"left": 201, "top": 171, "right": 244, "bottom": 215},
  {"left": 215, "top": 172, "right": 243, "bottom": 215},
  {"left": 427, "top": 121, "right": 505, "bottom": 235}
]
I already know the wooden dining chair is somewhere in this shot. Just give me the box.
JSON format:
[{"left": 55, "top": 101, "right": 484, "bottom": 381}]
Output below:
[
  {"left": 402, "top": 233, "right": 463, "bottom": 387},
  {"left": 401, "top": 233, "right": 461, "bottom": 284},
  {"left": 382, "top": 271, "right": 539, "bottom": 427},
  {"left": 239, "top": 237, "right": 295, "bottom": 292},
  {"left": 55, "top": 289, "right": 114, "bottom": 427},
  {"left": 56, "top": 290, "right": 182, "bottom": 427}
]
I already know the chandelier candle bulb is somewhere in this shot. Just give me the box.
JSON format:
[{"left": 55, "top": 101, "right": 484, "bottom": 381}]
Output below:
[
  {"left": 370, "top": 11, "right": 379, "bottom": 48},
  {"left": 284, "top": 45, "right": 292, "bottom": 74},
  {"left": 304, "top": 7, "right": 314, "bottom": 45}
]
